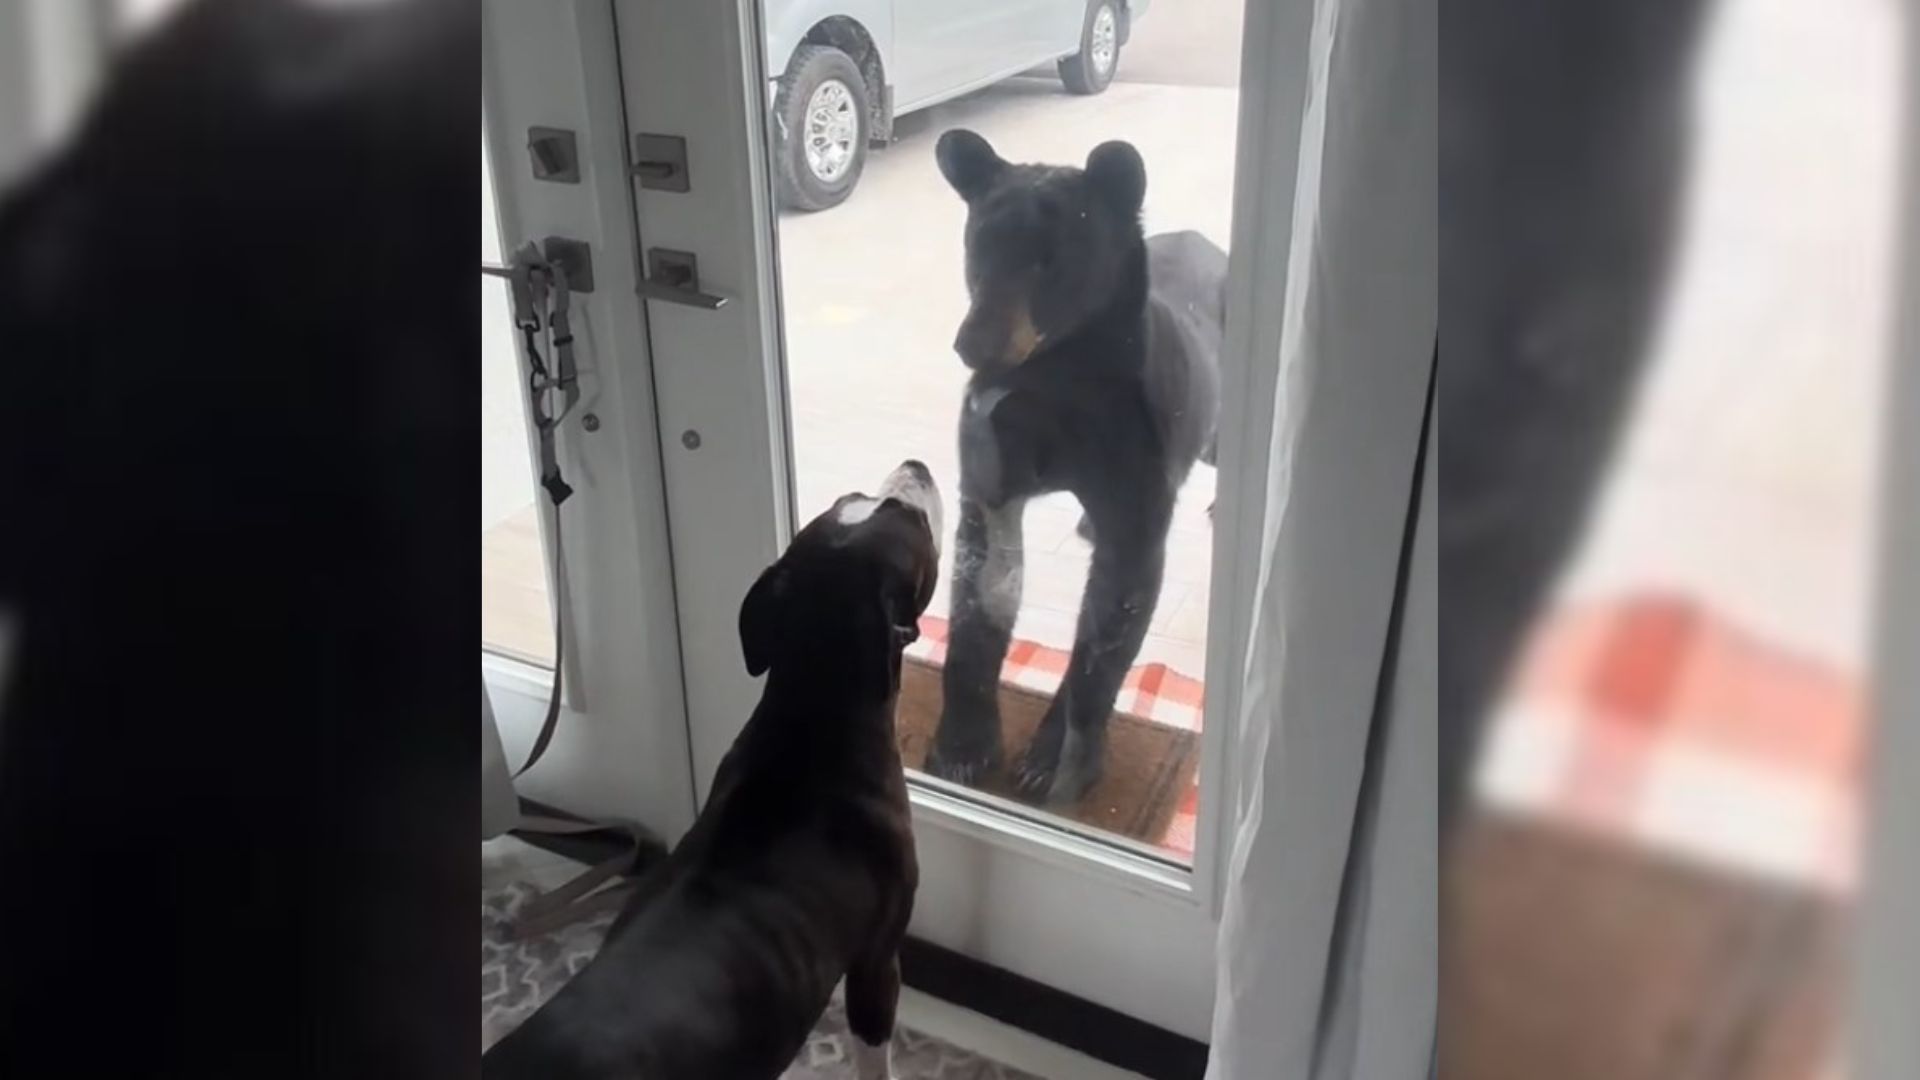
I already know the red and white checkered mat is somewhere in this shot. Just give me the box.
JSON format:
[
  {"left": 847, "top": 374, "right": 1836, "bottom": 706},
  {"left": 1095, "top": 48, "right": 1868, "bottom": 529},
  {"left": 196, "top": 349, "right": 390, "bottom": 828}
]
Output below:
[
  {"left": 910, "top": 614, "right": 1209, "bottom": 860},
  {"left": 1479, "top": 592, "right": 1864, "bottom": 895},
  {"left": 909, "top": 615, "right": 1207, "bottom": 730},
  {"left": 916, "top": 589, "right": 1865, "bottom": 888}
]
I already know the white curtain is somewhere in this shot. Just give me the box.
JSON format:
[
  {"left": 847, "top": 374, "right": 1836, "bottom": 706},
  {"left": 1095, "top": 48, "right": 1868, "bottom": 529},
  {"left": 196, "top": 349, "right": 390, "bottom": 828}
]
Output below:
[
  {"left": 1206, "top": 0, "right": 1436, "bottom": 1076},
  {"left": 1856, "top": 14, "right": 1920, "bottom": 1075}
]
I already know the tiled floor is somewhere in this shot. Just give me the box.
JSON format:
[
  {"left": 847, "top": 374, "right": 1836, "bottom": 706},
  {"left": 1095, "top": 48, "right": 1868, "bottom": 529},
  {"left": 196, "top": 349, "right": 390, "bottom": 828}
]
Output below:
[{"left": 481, "top": 837, "right": 1146, "bottom": 1080}]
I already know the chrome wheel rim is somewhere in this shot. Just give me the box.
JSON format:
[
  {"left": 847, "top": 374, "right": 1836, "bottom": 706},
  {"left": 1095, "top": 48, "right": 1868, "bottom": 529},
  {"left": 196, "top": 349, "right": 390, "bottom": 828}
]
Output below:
[
  {"left": 1090, "top": 6, "right": 1118, "bottom": 75},
  {"left": 803, "top": 78, "right": 858, "bottom": 183}
]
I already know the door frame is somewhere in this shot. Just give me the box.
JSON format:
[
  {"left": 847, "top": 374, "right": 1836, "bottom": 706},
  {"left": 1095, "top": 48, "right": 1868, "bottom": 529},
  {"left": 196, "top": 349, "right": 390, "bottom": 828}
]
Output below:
[
  {"left": 483, "top": 0, "right": 1411, "bottom": 1042},
  {"left": 602, "top": 0, "right": 1352, "bottom": 1039},
  {"left": 611, "top": 0, "right": 1328, "bottom": 898}
]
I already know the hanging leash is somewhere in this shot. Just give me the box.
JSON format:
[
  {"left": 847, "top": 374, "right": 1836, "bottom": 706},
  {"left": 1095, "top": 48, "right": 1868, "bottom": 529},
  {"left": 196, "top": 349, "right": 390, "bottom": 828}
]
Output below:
[
  {"left": 502, "top": 241, "right": 576, "bottom": 779},
  {"left": 485, "top": 243, "right": 657, "bottom": 936},
  {"left": 510, "top": 240, "right": 579, "bottom": 511}
]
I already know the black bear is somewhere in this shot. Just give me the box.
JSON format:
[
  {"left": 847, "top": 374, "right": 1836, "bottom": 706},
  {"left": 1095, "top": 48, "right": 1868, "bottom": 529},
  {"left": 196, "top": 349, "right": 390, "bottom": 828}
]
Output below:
[{"left": 925, "top": 129, "right": 1226, "bottom": 806}]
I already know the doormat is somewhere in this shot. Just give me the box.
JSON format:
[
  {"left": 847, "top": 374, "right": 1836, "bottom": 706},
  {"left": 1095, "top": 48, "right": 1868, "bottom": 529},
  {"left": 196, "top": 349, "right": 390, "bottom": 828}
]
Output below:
[
  {"left": 894, "top": 657, "right": 1200, "bottom": 845},
  {"left": 482, "top": 880, "right": 1044, "bottom": 1079},
  {"left": 1482, "top": 591, "right": 1863, "bottom": 893},
  {"left": 1441, "top": 810, "right": 1845, "bottom": 1080},
  {"left": 907, "top": 614, "right": 1207, "bottom": 732}
]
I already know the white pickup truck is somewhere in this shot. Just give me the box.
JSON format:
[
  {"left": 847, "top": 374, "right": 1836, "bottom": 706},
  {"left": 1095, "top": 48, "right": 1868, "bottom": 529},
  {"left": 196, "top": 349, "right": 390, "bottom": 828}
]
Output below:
[{"left": 762, "top": 0, "right": 1151, "bottom": 210}]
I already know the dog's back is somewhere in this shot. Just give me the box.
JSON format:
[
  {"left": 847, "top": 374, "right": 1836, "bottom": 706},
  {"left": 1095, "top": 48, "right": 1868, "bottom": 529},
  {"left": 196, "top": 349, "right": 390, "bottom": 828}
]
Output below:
[{"left": 484, "top": 673, "right": 915, "bottom": 1078}]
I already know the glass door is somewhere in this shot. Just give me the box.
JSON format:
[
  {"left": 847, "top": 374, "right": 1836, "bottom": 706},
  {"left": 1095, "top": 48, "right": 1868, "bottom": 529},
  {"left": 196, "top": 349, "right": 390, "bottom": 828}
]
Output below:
[
  {"left": 590, "top": 0, "right": 1438, "bottom": 1042},
  {"left": 735, "top": 0, "right": 1244, "bottom": 868},
  {"left": 603, "top": 0, "right": 1304, "bottom": 1040},
  {"left": 769, "top": 29, "right": 1230, "bottom": 864}
]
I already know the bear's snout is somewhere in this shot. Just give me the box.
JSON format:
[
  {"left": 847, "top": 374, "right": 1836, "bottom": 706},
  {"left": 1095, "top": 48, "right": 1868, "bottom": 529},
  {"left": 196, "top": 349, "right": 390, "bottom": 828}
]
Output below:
[
  {"left": 953, "top": 312, "right": 1002, "bottom": 371},
  {"left": 953, "top": 301, "right": 1044, "bottom": 371}
]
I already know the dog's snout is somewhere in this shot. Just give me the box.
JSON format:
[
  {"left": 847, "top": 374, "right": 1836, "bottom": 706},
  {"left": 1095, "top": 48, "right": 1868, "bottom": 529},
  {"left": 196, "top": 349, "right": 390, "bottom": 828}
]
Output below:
[
  {"left": 879, "top": 461, "right": 944, "bottom": 554},
  {"left": 880, "top": 460, "right": 936, "bottom": 498}
]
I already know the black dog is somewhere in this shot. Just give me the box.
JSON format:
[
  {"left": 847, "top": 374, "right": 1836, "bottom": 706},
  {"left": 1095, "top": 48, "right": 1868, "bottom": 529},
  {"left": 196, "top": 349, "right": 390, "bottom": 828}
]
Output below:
[
  {"left": 924, "top": 129, "right": 1225, "bottom": 805},
  {"left": 483, "top": 462, "right": 942, "bottom": 1080},
  {"left": 0, "top": 0, "right": 474, "bottom": 1073}
]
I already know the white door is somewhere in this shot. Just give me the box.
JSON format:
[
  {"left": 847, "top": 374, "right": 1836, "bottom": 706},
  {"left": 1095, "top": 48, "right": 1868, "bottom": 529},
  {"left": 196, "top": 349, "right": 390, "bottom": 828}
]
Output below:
[
  {"left": 481, "top": 0, "right": 1421, "bottom": 1045},
  {"left": 480, "top": 5, "right": 699, "bottom": 837},
  {"left": 604, "top": 0, "right": 1340, "bottom": 1042}
]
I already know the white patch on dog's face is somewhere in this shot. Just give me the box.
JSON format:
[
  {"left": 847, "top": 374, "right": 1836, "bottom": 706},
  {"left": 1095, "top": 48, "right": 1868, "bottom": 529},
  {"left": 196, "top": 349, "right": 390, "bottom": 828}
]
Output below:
[
  {"left": 876, "top": 462, "right": 943, "bottom": 557},
  {"left": 835, "top": 497, "right": 880, "bottom": 526}
]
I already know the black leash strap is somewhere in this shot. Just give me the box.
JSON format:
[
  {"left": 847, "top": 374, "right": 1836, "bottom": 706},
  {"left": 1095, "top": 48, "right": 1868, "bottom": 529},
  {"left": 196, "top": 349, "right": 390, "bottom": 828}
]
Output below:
[
  {"left": 487, "top": 245, "right": 651, "bottom": 938},
  {"left": 503, "top": 242, "right": 577, "bottom": 777}
]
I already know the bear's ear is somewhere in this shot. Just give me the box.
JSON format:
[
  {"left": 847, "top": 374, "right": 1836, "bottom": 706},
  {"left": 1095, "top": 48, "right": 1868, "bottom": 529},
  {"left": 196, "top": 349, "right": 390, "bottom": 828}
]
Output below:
[
  {"left": 936, "top": 129, "right": 1006, "bottom": 202},
  {"left": 1085, "top": 141, "right": 1146, "bottom": 217}
]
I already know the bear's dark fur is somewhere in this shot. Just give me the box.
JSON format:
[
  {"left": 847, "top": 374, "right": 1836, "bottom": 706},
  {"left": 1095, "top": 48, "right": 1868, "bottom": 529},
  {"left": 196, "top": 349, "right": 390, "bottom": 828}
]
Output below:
[{"left": 925, "top": 129, "right": 1225, "bottom": 805}]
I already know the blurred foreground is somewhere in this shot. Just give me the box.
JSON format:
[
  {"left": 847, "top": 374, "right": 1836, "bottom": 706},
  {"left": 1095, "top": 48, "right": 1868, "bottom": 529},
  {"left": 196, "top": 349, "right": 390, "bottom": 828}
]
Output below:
[{"left": 1441, "top": 0, "right": 1909, "bottom": 1076}]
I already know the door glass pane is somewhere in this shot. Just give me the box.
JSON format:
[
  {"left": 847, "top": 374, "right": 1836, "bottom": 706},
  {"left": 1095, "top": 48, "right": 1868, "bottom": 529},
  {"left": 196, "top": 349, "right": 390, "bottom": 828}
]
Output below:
[
  {"left": 755, "top": 1, "right": 1246, "bottom": 863},
  {"left": 481, "top": 123, "right": 555, "bottom": 665}
]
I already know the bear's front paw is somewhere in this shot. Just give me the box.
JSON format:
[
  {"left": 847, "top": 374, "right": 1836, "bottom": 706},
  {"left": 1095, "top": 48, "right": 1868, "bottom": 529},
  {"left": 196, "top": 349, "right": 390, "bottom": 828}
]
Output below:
[
  {"left": 1014, "top": 720, "right": 1105, "bottom": 806},
  {"left": 924, "top": 712, "right": 1003, "bottom": 788}
]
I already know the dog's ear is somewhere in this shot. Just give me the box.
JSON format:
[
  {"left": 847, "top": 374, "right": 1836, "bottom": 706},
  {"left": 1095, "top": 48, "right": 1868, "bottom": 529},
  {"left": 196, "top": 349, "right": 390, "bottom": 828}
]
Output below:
[
  {"left": 936, "top": 129, "right": 1006, "bottom": 202},
  {"left": 1085, "top": 140, "right": 1146, "bottom": 218},
  {"left": 863, "top": 574, "right": 919, "bottom": 698},
  {"left": 738, "top": 563, "right": 788, "bottom": 677},
  {"left": 863, "top": 600, "right": 896, "bottom": 698},
  {"left": 911, "top": 555, "right": 938, "bottom": 616}
]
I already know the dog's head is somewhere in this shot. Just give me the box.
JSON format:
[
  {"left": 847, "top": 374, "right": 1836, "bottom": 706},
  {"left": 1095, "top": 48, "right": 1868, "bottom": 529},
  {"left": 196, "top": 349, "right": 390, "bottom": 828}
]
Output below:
[
  {"left": 934, "top": 128, "right": 1147, "bottom": 373},
  {"left": 738, "top": 461, "right": 944, "bottom": 695}
]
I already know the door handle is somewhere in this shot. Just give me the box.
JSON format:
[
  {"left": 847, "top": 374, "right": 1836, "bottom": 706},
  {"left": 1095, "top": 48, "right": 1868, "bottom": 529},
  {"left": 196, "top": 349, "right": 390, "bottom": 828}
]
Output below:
[
  {"left": 631, "top": 161, "right": 676, "bottom": 184},
  {"left": 641, "top": 248, "right": 728, "bottom": 310},
  {"left": 483, "top": 240, "right": 725, "bottom": 311},
  {"left": 638, "top": 276, "right": 728, "bottom": 310},
  {"left": 631, "top": 134, "right": 690, "bottom": 193}
]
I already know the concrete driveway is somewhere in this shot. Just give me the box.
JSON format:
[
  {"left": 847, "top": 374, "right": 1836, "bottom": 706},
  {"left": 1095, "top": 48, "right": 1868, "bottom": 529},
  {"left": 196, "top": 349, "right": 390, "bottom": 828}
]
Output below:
[{"left": 1115, "top": 0, "right": 1246, "bottom": 88}]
